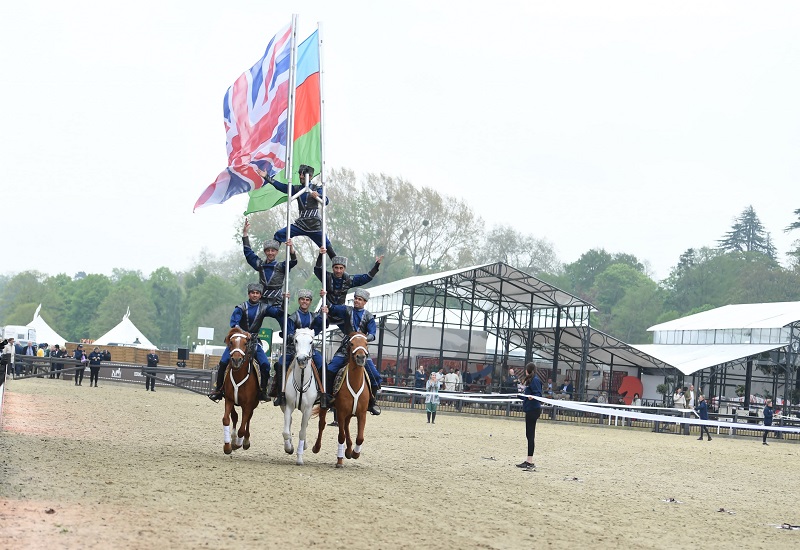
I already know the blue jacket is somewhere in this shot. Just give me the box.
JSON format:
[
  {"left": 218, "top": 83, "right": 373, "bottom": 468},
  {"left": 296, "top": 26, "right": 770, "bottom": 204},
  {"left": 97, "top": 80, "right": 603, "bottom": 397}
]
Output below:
[
  {"left": 763, "top": 404, "right": 774, "bottom": 426},
  {"left": 695, "top": 400, "right": 709, "bottom": 420},
  {"left": 522, "top": 375, "right": 543, "bottom": 412}
]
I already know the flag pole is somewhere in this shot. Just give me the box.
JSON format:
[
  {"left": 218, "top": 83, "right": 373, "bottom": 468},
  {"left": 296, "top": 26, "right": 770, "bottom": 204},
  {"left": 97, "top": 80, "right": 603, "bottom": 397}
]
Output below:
[
  {"left": 280, "top": 13, "right": 300, "bottom": 398},
  {"left": 318, "top": 22, "right": 328, "bottom": 396}
]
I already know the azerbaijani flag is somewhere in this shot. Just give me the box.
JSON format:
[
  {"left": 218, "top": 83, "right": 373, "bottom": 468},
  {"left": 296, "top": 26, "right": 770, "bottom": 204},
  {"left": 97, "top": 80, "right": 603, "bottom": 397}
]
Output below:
[{"left": 245, "top": 30, "right": 321, "bottom": 215}]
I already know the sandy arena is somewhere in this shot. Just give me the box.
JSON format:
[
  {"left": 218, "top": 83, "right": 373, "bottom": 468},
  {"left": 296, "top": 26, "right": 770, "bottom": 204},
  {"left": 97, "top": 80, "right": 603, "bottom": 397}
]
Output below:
[{"left": 1, "top": 378, "right": 799, "bottom": 549}]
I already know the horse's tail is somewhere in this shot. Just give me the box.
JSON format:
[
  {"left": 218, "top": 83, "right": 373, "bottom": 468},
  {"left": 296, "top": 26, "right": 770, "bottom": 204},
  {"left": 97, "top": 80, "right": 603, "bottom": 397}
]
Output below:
[{"left": 311, "top": 405, "right": 321, "bottom": 418}]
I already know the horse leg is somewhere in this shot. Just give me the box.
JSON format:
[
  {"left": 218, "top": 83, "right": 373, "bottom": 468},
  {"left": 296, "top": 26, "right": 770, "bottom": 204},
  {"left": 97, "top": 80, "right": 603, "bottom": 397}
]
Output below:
[
  {"left": 231, "top": 408, "right": 241, "bottom": 450},
  {"left": 296, "top": 396, "right": 313, "bottom": 466},
  {"left": 342, "top": 413, "right": 354, "bottom": 460},
  {"left": 222, "top": 400, "right": 233, "bottom": 455},
  {"left": 241, "top": 405, "right": 254, "bottom": 450},
  {"left": 283, "top": 400, "right": 294, "bottom": 455},
  {"left": 352, "top": 411, "right": 366, "bottom": 460},
  {"left": 312, "top": 407, "right": 327, "bottom": 454},
  {"left": 335, "top": 416, "right": 346, "bottom": 468}
]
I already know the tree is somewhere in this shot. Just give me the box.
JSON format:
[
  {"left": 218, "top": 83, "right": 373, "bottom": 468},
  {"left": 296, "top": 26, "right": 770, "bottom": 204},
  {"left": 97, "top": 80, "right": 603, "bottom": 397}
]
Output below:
[
  {"left": 148, "top": 267, "right": 184, "bottom": 348},
  {"left": 718, "top": 205, "right": 776, "bottom": 259},
  {"left": 90, "top": 272, "right": 158, "bottom": 342},
  {"left": 183, "top": 275, "right": 241, "bottom": 346},
  {"left": 0, "top": 271, "right": 46, "bottom": 324},
  {"left": 480, "top": 225, "right": 561, "bottom": 276},
  {"left": 66, "top": 274, "right": 112, "bottom": 341}
]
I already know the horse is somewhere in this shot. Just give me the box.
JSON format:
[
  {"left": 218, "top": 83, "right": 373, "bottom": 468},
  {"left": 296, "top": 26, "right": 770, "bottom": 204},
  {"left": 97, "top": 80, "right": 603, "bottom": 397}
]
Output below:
[
  {"left": 312, "top": 332, "right": 370, "bottom": 468},
  {"left": 221, "top": 327, "right": 260, "bottom": 455},
  {"left": 281, "top": 327, "right": 322, "bottom": 465}
]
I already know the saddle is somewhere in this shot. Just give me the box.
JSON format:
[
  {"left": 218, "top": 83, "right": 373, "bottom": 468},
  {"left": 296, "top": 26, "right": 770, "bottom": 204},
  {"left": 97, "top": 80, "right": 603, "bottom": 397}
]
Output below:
[{"left": 332, "top": 368, "right": 370, "bottom": 397}]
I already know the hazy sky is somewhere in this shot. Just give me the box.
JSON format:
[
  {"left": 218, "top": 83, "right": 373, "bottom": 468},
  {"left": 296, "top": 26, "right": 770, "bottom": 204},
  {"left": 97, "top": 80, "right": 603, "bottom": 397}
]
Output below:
[{"left": 3, "top": 1, "right": 799, "bottom": 281}]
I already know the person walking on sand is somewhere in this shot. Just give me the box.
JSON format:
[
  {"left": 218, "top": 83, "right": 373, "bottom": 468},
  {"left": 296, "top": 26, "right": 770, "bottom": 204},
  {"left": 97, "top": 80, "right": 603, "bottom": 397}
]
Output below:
[{"left": 517, "top": 362, "right": 542, "bottom": 469}]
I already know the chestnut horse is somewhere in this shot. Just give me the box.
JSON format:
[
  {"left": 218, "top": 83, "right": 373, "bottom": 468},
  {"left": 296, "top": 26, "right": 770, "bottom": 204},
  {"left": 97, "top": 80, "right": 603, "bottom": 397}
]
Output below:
[
  {"left": 281, "top": 328, "right": 320, "bottom": 465},
  {"left": 312, "top": 332, "right": 370, "bottom": 468},
  {"left": 221, "top": 327, "right": 260, "bottom": 455}
]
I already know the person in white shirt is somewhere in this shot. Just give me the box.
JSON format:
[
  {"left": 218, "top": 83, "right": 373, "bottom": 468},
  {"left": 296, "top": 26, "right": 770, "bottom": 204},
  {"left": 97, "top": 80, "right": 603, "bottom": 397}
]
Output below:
[{"left": 444, "top": 369, "right": 459, "bottom": 392}]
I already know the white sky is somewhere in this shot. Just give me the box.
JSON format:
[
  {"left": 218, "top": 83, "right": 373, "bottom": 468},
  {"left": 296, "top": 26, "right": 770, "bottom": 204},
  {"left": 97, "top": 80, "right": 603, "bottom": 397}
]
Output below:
[{"left": 2, "top": 0, "right": 799, "bottom": 281}]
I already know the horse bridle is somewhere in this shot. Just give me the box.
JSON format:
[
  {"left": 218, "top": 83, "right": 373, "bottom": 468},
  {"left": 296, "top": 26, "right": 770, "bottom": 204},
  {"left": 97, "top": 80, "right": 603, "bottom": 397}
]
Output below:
[{"left": 229, "top": 331, "right": 254, "bottom": 370}]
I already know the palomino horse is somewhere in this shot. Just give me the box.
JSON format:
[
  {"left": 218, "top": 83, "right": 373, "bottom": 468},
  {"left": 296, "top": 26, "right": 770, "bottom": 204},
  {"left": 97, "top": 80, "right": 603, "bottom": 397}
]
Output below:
[
  {"left": 281, "top": 328, "right": 321, "bottom": 465},
  {"left": 312, "top": 332, "right": 370, "bottom": 468},
  {"left": 221, "top": 327, "right": 260, "bottom": 455}
]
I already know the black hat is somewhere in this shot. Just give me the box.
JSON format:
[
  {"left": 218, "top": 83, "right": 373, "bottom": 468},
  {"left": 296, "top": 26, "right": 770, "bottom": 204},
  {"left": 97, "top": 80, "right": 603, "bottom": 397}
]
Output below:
[{"left": 298, "top": 164, "right": 315, "bottom": 177}]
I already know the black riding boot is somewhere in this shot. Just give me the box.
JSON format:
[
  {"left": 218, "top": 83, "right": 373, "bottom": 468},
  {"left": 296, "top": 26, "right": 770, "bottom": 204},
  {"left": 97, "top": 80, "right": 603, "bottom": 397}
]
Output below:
[
  {"left": 427, "top": 411, "right": 431, "bottom": 423},
  {"left": 432, "top": 411, "right": 436, "bottom": 424},
  {"left": 320, "top": 369, "right": 336, "bottom": 409},
  {"left": 259, "top": 363, "right": 269, "bottom": 402},
  {"left": 271, "top": 361, "right": 286, "bottom": 406},
  {"left": 368, "top": 385, "right": 382, "bottom": 416},
  {"left": 207, "top": 361, "right": 227, "bottom": 401}
]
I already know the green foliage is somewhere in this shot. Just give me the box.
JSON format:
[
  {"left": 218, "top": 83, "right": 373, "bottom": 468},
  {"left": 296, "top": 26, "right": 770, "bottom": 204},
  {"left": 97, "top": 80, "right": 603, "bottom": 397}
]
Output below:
[{"left": 717, "top": 205, "right": 776, "bottom": 259}]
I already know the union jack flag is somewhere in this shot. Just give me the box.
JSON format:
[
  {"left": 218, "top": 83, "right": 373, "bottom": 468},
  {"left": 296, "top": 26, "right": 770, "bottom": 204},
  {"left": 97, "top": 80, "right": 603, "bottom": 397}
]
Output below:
[{"left": 194, "top": 23, "right": 293, "bottom": 211}]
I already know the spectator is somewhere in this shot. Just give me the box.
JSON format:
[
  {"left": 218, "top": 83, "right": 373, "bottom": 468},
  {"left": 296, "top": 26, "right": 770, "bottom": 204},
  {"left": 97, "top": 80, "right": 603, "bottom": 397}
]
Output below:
[
  {"left": 462, "top": 369, "right": 473, "bottom": 391},
  {"left": 102, "top": 349, "right": 112, "bottom": 361},
  {"left": 686, "top": 384, "right": 696, "bottom": 409},
  {"left": 88, "top": 346, "right": 102, "bottom": 387},
  {"left": 560, "top": 378, "right": 574, "bottom": 400},
  {"left": 51, "top": 345, "right": 65, "bottom": 379},
  {"left": 444, "top": 368, "right": 459, "bottom": 392},
  {"left": 546, "top": 377, "right": 554, "bottom": 398},
  {"left": 695, "top": 394, "right": 712, "bottom": 441},
  {"left": 414, "top": 365, "right": 426, "bottom": 391},
  {"left": 517, "top": 362, "right": 542, "bottom": 469},
  {"left": 2, "top": 338, "right": 15, "bottom": 377},
  {"left": 425, "top": 372, "right": 441, "bottom": 424},
  {"left": 455, "top": 368, "right": 464, "bottom": 392},
  {"left": 762, "top": 398, "right": 774, "bottom": 446},
  {"left": 672, "top": 386, "right": 685, "bottom": 409},
  {"left": 632, "top": 393, "right": 642, "bottom": 407},
  {"left": 73, "top": 344, "right": 87, "bottom": 386},
  {"left": 503, "top": 368, "right": 519, "bottom": 394},
  {"left": 145, "top": 349, "right": 159, "bottom": 392}
]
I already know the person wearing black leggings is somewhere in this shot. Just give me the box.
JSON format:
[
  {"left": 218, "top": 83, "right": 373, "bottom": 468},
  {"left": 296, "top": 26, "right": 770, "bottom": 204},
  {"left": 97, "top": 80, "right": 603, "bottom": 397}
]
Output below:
[
  {"left": 517, "top": 362, "right": 542, "bottom": 469},
  {"left": 88, "top": 347, "right": 103, "bottom": 387}
]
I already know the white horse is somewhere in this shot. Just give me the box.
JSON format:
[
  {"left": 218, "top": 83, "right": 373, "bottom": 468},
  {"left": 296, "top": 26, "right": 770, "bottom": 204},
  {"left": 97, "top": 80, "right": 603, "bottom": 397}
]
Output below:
[{"left": 281, "top": 328, "right": 320, "bottom": 465}]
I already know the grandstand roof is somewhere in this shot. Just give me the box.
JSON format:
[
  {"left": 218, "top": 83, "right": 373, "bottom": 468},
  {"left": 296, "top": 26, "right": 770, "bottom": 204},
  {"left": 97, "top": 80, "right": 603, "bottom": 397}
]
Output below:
[{"left": 649, "top": 301, "right": 800, "bottom": 331}]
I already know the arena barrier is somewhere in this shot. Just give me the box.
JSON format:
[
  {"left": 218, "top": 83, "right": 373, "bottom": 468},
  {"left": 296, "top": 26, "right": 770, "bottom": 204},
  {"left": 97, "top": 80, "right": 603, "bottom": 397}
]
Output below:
[
  {"left": 379, "top": 387, "right": 800, "bottom": 441},
  {"left": 9, "top": 357, "right": 213, "bottom": 395}
]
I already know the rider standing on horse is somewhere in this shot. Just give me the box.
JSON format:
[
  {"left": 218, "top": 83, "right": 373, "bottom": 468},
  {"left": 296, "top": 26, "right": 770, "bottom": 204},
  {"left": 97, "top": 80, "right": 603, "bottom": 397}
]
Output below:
[
  {"left": 242, "top": 219, "right": 297, "bottom": 306},
  {"left": 207, "top": 283, "right": 275, "bottom": 403},
  {"left": 254, "top": 164, "right": 338, "bottom": 261},
  {"left": 315, "top": 249, "right": 383, "bottom": 325},
  {"left": 322, "top": 288, "right": 383, "bottom": 416},
  {"left": 265, "top": 289, "right": 325, "bottom": 407}
]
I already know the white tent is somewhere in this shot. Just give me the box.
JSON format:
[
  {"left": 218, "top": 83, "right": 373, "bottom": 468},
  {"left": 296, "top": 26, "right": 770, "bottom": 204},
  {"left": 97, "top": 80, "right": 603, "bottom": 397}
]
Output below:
[
  {"left": 94, "top": 307, "right": 156, "bottom": 349},
  {"left": 29, "top": 304, "right": 67, "bottom": 347}
]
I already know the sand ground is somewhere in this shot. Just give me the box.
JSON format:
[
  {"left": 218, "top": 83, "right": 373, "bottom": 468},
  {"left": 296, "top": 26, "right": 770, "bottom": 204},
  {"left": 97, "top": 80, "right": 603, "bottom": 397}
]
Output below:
[{"left": 1, "top": 378, "right": 799, "bottom": 549}]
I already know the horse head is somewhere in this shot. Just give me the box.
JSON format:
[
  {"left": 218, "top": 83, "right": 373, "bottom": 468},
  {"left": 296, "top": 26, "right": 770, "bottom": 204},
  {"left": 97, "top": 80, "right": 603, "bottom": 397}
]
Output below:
[
  {"left": 348, "top": 332, "right": 369, "bottom": 367},
  {"left": 225, "top": 327, "right": 251, "bottom": 370},
  {"left": 293, "top": 328, "right": 315, "bottom": 366}
]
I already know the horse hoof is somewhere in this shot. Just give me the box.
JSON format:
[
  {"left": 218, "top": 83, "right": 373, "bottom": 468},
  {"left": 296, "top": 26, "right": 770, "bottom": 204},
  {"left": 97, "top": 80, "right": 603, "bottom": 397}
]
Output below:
[
  {"left": 284, "top": 444, "right": 294, "bottom": 454},
  {"left": 224, "top": 445, "right": 232, "bottom": 455},
  {"left": 352, "top": 452, "right": 360, "bottom": 460},
  {"left": 243, "top": 442, "right": 250, "bottom": 450},
  {"left": 311, "top": 444, "right": 321, "bottom": 454},
  {"left": 296, "top": 459, "right": 304, "bottom": 466},
  {"left": 345, "top": 449, "right": 352, "bottom": 459},
  {"left": 335, "top": 463, "right": 343, "bottom": 468}
]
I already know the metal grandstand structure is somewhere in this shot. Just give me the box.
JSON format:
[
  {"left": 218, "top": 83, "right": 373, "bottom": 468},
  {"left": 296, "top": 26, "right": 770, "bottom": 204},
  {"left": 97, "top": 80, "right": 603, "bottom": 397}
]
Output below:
[{"left": 333, "top": 262, "right": 670, "bottom": 400}]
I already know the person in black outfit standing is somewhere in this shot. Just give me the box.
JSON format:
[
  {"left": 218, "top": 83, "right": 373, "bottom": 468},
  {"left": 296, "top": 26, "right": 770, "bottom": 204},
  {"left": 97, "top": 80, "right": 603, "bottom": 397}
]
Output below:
[
  {"left": 73, "top": 344, "right": 87, "bottom": 386},
  {"left": 51, "top": 345, "right": 65, "bottom": 379},
  {"left": 695, "top": 393, "right": 712, "bottom": 441},
  {"left": 88, "top": 346, "right": 102, "bottom": 387},
  {"left": 517, "top": 362, "right": 542, "bottom": 469},
  {"left": 762, "top": 398, "right": 774, "bottom": 445},
  {"left": 145, "top": 349, "right": 159, "bottom": 392}
]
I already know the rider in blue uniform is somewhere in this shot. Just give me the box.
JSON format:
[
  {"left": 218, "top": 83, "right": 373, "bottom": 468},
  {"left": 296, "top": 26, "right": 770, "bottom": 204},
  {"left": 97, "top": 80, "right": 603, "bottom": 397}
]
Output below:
[
  {"left": 315, "top": 249, "right": 383, "bottom": 325},
  {"left": 242, "top": 218, "right": 297, "bottom": 306},
  {"left": 322, "top": 288, "right": 382, "bottom": 415},
  {"left": 266, "top": 289, "right": 325, "bottom": 407},
  {"left": 254, "top": 164, "right": 338, "bottom": 260},
  {"left": 207, "top": 284, "right": 276, "bottom": 402}
]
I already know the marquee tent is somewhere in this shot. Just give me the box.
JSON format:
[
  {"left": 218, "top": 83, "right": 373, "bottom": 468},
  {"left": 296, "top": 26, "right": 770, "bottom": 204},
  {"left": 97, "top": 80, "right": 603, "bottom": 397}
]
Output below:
[
  {"left": 93, "top": 308, "right": 156, "bottom": 349},
  {"left": 29, "top": 304, "right": 67, "bottom": 347}
]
